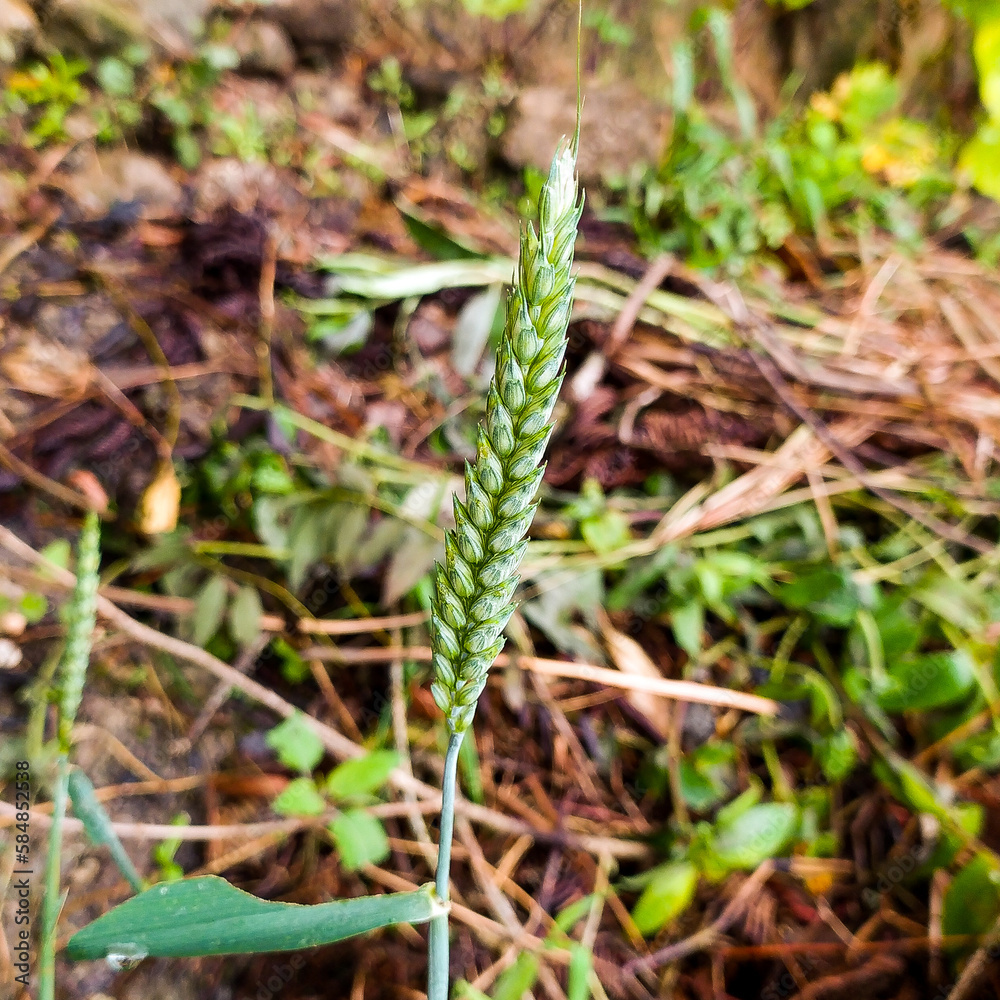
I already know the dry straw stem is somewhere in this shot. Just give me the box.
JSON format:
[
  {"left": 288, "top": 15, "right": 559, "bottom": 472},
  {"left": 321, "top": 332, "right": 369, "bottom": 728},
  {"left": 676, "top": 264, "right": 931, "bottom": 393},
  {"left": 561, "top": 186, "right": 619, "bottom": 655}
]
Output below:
[
  {"left": 300, "top": 643, "right": 778, "bottom": 716},
  {"left": 608, "top": 247, "right": 1000, "bottom": 550}
]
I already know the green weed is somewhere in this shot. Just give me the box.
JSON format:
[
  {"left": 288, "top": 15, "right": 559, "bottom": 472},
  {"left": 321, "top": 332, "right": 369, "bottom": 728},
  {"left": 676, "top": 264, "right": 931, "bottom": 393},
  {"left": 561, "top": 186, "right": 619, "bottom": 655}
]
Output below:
[
  {"left": 4, "top": 53, "right": 89, "bottom": 145},
  {"left": 614, "top": 13, "right": 954, "bottom": 273}
]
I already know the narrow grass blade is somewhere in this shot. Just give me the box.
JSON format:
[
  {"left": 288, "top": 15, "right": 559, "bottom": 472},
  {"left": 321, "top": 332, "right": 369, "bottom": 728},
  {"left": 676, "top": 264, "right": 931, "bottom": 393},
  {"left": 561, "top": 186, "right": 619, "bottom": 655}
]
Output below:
[
  {"left": 67, "top": 769, "right": 146, "bottom": 894},
  {"left": 67, "top": 877, "right": 444, "bottom": 960}
]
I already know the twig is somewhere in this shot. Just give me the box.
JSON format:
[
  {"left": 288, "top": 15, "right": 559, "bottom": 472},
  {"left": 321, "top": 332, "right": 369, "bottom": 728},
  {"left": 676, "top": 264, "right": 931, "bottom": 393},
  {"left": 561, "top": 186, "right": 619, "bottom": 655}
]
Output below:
[
  {"left": 716, "top": 934, "right": 987, "bottom": 959},
  {"left": 457, "top": 816, "right": 568, "bottom": 1000},
  {"left": 571, "top": 254, "right": 675, "bottom": 402},
  {"left": 362, "top": 865, "right": 573, "bottom": 962},
  {"left": 184, "top": 632, "right": 270, "bottom": 747},
  {"left": 946, "top": 910, "right": 1000, "bottom": 1000},
  {"left": 0, "top": 798, "right": 468, "bottom": 840},
  {"left": 798, "top": 955, "right": 906, "bottom": 1000},
  {"left": 0, "top": 204, "right": 61, "bottom": 275},
  {"left": 0, "top": 442, "right": 96, "bottom": 513},
  {"left": 91, "top": 272, "right": 180, "bottom": 456},
  {"left": 257, "top": 226, "right": 278, "bottom": 406},
  {"left": 301, "top": 644, "right": 780, "bottom": 716},
  {"left": 390, "top": 628, "right": 437, "bottom": 865},
  {"left": 299, "top": 610, "right": 429, "bottom": 634},
  {"left": 102, "top": 585, "right": 285, "bottom": 631}
]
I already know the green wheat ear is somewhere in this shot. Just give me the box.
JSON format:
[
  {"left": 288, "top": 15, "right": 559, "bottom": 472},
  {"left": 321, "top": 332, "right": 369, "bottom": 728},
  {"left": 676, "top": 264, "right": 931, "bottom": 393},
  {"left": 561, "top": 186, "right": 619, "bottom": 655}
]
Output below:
[{"left": 430, "top": 141, "right": 582, "bottom": 734}]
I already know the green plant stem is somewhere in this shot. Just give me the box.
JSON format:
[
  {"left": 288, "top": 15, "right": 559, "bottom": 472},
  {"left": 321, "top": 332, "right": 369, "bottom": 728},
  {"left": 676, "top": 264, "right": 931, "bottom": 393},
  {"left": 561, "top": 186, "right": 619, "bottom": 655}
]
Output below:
[
  {"left": 39, "top": 754, "right": 69, "bottom": 1000},
  {"left": 428, "top": 730, "right": 464, "bottom": 1000}
]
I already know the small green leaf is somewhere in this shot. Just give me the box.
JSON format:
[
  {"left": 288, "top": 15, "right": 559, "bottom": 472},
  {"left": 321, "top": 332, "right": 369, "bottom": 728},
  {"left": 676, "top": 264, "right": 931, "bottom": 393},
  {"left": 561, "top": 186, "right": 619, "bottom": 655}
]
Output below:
[
  {"left": 678, "top": 743, "right": 736, "bottom": 812},
  {"left": 330, "top": 809, "right": 390, "bottom": 871},
  {"left": 521, "top": 566, "right": 604, "bottom": 662},
  {"left": 873, "top": 753, "right": 952, "bottom": 821},
  {"left": 20, "top": 591, "right": 48, "bottom": 624},
  {"left": 710, "top": 802, "right": 799, "bottom": 871},
  {"left": 271, "top": 636, "right": 309, "bottom": 683},
  {"left": 715, "top": 783, "right": 762, "bottom": 826},
  {"left": 942, "top": 854, "right": 1000, "bottom": 942},
  {"left": 953, "top": 725, "right": 1000, "bottom": 770},
  {"left": 581, "top": 509, "right": 631, "bottom": 556},
  {"left": 266, "top": 714, "right": 324, "bottom": 774},
  {"left": 567, "top": 942, "right": 593, "bottom": 1000},
  {"left": 399, "top": 203, "right": 484, "bottom": 260},
  {"left": 554, "top": 894, "right": 597, "bottom": 934},
  {"left": 173, "top": 130, "right": 201, "bottom": 169},
  {"left": 778, "top": 566, "right": 859, "bottom": 626},
  {"left": 671, "top": 599, "right": 704, "bottom": 658},
  {"left": 962, "top": 125, "right": 1000, "bottom": 198},
  {"left": 228, "top": 585, "right": 263, "bottom": 646},
  {"left": 876, "top": 650, "right": 976, "bottom": 713},
  {"left": 310, "top": 312, "right": 373, "bottom": 355},
  {"left": 871, "top": 597, "right": 921, "bottom": 661},
  {"left": 693, "top": 559, "right": 724, "bottom": 607},
  {"left": 67, "top": 877, "right": 442, "bottom": 959},
  {"left": 192, "top": 575, "right": 229, "bottom": 647},
  {"left": 288, "top": 508, "right": 323, "bottom": 591},
  {"left": 631, "top": 862, "right": 698, "bottom": 937},
  {"left": 974, "top": 20, "right": 1000, "bottom": 116},
  {"left": 272, "top": 777, "right": 326, "bottom": 817},
  {"left": 96, "top": 57, "right": 135, "bottom": 96},
  {"left": 152, "top": 814, "right": 188, "bottom": 882},
  {"left": 814, "top": 729, "right": 858, "bottom": 782},
  {"left": 251, "top": 456, "right": 296, "bottom": 495},
  {"left": 491, "top": 951, "right": 540, "bottom": 1000},
  {"left": 327, "top": 750, "right": 399, "bottom": 801},
  {"left": 41, "top": 538, "right": 72, "bottom": 572},
  {"left": 453, "top": 982, "right": 491, "bottom": 1000}
]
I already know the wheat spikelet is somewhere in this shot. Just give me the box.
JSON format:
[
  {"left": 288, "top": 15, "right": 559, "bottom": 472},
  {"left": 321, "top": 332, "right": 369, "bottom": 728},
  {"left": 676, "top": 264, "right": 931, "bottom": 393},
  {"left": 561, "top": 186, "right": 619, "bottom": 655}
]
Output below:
[
  {"left": 430, "top": 141, "right": 582, "bottom": 734},
  {"left": 58, "top": 510, "right": 101, "bottom": 750}
]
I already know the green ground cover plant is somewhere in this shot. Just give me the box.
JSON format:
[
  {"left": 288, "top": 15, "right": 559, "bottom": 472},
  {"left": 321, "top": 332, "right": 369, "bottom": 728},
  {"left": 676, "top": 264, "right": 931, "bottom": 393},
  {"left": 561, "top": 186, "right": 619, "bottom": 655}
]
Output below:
[{"left": 614, "top": 10, "right": 956, "bottom": 273}]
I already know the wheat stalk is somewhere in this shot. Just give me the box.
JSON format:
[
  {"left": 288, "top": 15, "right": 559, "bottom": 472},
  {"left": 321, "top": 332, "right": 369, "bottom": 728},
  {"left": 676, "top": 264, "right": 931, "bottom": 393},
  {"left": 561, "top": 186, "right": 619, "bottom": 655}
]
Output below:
[
  {"left": 41, "top": 509, "right": 101, "bottom": 1000},
  {"left": 426, "top": 138, "right": 581, "bottom": 1000},
  {"left": 430, "top": 140, "right": 582, "bottom": 736},
  {"left": 57, "top": 510, "right": 101, "bottom": 751}
]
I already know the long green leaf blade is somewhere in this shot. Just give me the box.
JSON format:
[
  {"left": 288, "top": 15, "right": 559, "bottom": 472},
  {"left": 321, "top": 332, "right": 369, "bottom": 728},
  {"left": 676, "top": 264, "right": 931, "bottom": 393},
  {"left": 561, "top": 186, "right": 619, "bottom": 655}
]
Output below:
[
  {"left": 67, "top": 769, "right": 146, "bottom": 894},
  {"left": 67, "top": 877, "right": 443, "bottom": 960}
]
